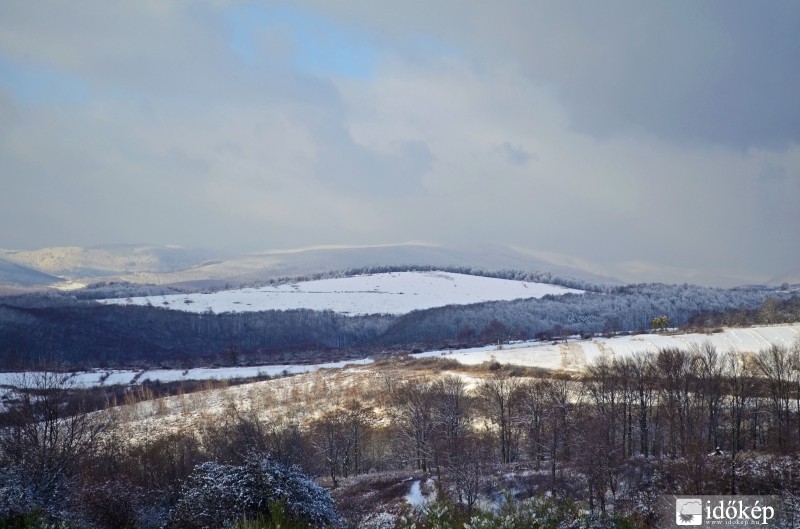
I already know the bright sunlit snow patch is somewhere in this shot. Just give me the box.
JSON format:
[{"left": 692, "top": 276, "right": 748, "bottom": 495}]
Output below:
[
  {"left": 0, "top": 358, "right": 374, "bottom": 389},
  {"left": 416, "top": 323, "right": 800, "bottom": 371},
  {"left": 98, "top": 271, "right": 583, "bottom": 315},
  {"left": 2, "top": 325, "right": 798, "bottom": 392}
]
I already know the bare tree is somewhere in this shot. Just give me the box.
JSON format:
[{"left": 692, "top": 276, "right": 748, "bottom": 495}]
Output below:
[
  {"left": 310, "top": 409, "right": 348, "bottom": 488},
  {"left": 654, "top": 348, "right": 692, "bottom": 457},
  {"left": 625, "top": 353, "right": 656, "bottom": 457},
  {"left": 754, "top": 344, "right": 800, "bottom": 450},
  {"left": 723, "top": 350, "right": 757, "bottom": 493},
  {"left": 575, "top": 413, "right": 615, "bottom": 514},
  {"left": 342, "top": 399, "right": 372, "bottom": 477},
  {"left": 477, "top": 371, "right": 519, "bottom": 464},
  {"left": 0, "top": 371, "right": 111, "bottom": 511},
  {"left": 583, "top": 356, "right": 626, "bottom": 503},
  {"left": 692, "top": 342, "right": 725, "bottom": 448},
  {"left": 613, "top": 357, "right": 638, "bottom": 458},
  {"left": 430, "top": 375, "right": 470, "bottom": 485},
  {"left": 447, "top": 434, "right": 489, "bottom": 512},
  {"left": 516, "top": 378, "right": 550, "bottom": 470},
  {"left": 394, "top": 378, "right": 436, "bottom": 472},
  {"left": 544, "top": 377, "right": 575, "bottom": 492},
  {"left": 584, "top": 355, "right": 623, "bottom": 457},
  {"left": 432, "top": 376, "right": 469, "bottom": 446}
]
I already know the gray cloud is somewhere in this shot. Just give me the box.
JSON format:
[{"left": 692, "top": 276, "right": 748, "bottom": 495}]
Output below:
[
  {"left": 0, "top": 1, "right": 798, "bottom": 285},
  {"left": 491, "top": 142, "right": 532, "bottom": 167},
  {"left": 302, "top": 1, "right": 800, "bottom": 149},
  {"left": 759, "top": 162, "right": 787, "bottom": 183}
]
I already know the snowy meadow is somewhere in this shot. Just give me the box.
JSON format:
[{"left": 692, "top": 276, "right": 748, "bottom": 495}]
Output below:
[{"left": 98, "top": 271, "right": 584, "bottom": 315}]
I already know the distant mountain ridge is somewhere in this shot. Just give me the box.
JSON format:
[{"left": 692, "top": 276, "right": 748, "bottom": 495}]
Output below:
[
  {"left": 0, "top": 243, "right": 620, "bottom": 290},
  {"left": 0, "top": 259, "right": 61, "bottom": 286},
  {"left": 0, "top": 244, "right": 223, "bottom": 278}
]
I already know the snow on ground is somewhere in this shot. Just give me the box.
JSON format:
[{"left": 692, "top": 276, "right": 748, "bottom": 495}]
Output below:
[
  {"left": 416, "top": 323, "right": 800, "bottom": 371},
  {"left": 405, "top": 481, "right": 426, "bottom": 510},
  {"left": 106, "top": 368, "right": 385, "bottom": 443},
  {"left": 0, "top": 358, "right": 374, "bottom": 389},
  {"left": 1, "top": 324, "right": 798, "bottom": 391},
  {"left": 4, "top": 325, "right": 797, "bottom": 441},
  {"left": 405, "top": 479, "right": 437, "bottom": 511},
  {"left": 97, "top": 271, "right": 583, "bottom": 316}
]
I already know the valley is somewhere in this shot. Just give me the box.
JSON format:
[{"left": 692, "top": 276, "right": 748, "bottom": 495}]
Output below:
[{"left": 2, "top": 249, "right": 800, "bottom": 528}]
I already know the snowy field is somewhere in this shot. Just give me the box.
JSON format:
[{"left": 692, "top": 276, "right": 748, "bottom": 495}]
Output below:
[
  {"left": 2, "top": 324, "right": 799, "bottom": 390},
  {"left": 415, "top": 323, "right": 800, "bottom": 371},
  {"left": 0, "top": 358, "right": 373, "bottom": 389},
  {"left": 98, "top": 271, "right": 583, "bottom": 315}
]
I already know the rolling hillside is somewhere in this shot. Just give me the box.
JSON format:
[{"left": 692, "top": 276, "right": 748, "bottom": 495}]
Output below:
[
  {"left": 0, "top": 259, "right": 61, "bottom": 286},
  {"left": 2, "top": 323, "right": 798, "bottom": 388},
  {"left": 98, "top": 271, "right": 584, "bottom": 316}
]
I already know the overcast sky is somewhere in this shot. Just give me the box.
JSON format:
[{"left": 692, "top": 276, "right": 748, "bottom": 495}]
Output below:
[{"left": 1, "top": 1, "right": 798, "bottom": 286}]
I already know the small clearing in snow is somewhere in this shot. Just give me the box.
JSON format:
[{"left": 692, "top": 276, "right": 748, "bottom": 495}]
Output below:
[{"left": 405, "top": 480, "right": 427, "bottom": 510}]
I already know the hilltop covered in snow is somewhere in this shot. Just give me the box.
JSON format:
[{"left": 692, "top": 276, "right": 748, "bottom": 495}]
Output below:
[{"left": 99, "top": 271, "right": 584, "bottom": 316}]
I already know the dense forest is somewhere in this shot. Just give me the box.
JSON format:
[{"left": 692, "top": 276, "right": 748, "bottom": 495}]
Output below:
[{"left": 0, "top": 270, "right": 796, "bottom": 369}]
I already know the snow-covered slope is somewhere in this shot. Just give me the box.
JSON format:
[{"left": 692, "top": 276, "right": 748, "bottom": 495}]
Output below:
[
  {"left": 2, "top": 324, "right": 798, "bottom": 391},
  {"left": 0, "top": 259, "right": 61, "bottom": 285},
  {"left": 417, "top": 323, "right": 800, "bottom": 371},
  {"left": 99, "top": 271, "right": 584, "bottom": 315},
  {"left": 0, "top": 358, "right": 374, "bottom": 389}
]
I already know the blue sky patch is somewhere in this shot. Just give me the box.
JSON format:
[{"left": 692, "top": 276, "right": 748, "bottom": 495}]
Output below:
[
  {"left": 224, "top": 4, "right": 377, "bottom": 79},
  {"left": 0, "top": 58, "right": 90, "bottom": 106}
]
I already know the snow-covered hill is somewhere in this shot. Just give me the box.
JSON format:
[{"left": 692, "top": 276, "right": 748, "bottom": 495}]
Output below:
[
  {"left": 0, "top": 259, "right": 61, "bottom": 286},
  {"left": 99, "top": 271, "right": 584, "bottom": 316},
  {"left": 417, "top": 323, "right": 800, "bottom": 371},
  {"left": 0, "top": 244, "right": 222, "bottom": 278}
]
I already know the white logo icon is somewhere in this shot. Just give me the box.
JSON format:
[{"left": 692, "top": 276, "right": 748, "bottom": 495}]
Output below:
[{"left": 676, "top": 498, "right": 703, "bottom": 526}]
